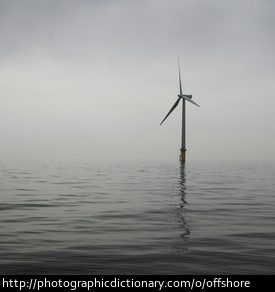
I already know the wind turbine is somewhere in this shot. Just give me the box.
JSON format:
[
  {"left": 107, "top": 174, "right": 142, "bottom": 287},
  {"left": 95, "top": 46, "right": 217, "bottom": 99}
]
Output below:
[{"left": 160, "top": 59, "right": 200, "bottom": 162}]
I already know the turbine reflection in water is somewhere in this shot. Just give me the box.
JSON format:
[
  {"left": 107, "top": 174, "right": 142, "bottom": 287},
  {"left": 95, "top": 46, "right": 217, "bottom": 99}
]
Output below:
[{"left": 170, "top": 163, "right": 190, "bottom": 255}]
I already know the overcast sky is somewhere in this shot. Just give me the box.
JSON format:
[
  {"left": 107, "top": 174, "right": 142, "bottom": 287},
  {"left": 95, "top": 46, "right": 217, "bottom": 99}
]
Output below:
[{"left": 1, "top": 0, "right": 275, "bottom": 162}]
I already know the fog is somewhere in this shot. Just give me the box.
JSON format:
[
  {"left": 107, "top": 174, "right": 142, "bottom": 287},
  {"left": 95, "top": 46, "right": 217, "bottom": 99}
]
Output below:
[{"left": 1, "top": 0, "right": 275, "bottom": 161}]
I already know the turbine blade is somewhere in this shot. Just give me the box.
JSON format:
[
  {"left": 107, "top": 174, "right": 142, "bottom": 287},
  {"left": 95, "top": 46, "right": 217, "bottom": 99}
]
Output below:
[
  {"left": 160, "top": 96, "right": 182, "bottom": 125},
  {"left": 178, "top": 57, "right": 182, "bottom": 95},
  {"left": 180, "top": 95, "right": 200, "bottom": 107}
]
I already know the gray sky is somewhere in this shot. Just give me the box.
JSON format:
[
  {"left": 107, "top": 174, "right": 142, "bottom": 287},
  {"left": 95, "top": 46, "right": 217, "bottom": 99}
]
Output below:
[{"left": 1, "top": 0, "right": 275, "bottom": 161}]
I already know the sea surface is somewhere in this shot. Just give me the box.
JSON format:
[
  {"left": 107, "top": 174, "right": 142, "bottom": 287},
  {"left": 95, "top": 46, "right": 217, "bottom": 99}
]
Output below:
[{"left": 0, "top": 159, "right": 274, "bottom": 275}]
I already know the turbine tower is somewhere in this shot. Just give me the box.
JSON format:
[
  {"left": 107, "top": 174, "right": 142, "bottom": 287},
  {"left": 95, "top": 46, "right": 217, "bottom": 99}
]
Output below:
[{"left": 160, "top": 59, "right": 200, "bottom": 162}]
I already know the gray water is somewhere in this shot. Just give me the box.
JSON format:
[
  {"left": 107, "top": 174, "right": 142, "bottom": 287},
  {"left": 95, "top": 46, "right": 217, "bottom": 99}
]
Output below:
[{"left": 0, "top": 159, "right": 274, "bottom": 274}]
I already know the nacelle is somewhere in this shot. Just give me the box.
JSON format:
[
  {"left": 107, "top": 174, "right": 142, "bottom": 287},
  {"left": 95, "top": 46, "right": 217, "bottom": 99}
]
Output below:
[{"left": 179, "top": 94, "right": 192, "bottom": 99}]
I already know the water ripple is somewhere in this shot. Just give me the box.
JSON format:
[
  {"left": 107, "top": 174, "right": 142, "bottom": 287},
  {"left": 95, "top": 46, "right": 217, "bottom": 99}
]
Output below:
[{"left": 0, "top": 159, "right": 274, "bottom": 274}]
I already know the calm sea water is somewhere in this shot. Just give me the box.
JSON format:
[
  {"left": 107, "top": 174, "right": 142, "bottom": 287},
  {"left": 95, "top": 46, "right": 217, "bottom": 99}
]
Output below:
[{"left": 0, "top": 159, "right": 274, "bottom": 275}]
